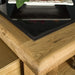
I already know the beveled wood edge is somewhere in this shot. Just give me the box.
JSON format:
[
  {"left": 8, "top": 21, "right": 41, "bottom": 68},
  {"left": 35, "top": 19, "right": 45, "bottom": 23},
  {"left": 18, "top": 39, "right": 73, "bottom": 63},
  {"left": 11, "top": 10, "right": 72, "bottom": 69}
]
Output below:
[
  {"left": 0, "top": 14, "right": 38, "bottom": 74},
  {"left": 0, "top": 14, "right": 75, "bottom": 75}
]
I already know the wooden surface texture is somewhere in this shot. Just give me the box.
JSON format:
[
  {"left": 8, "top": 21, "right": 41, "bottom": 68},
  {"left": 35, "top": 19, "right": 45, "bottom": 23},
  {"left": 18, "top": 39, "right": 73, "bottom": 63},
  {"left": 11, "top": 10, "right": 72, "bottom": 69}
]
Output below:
[
  {"left": 24, "top": 61, "right": 75, "bottom": 75},
  {"left": 0, "top": 39, "right": 21, "bottom": 75},
  {"left": 0, "top": 14, "right": 75, "bottom": 75}
]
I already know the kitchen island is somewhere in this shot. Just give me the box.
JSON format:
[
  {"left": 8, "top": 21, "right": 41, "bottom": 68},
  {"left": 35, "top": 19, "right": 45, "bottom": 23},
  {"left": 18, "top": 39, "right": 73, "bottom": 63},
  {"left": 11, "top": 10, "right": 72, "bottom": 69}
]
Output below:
[{"left": 0, "top": 14, "right": 75, "bottom": 75}]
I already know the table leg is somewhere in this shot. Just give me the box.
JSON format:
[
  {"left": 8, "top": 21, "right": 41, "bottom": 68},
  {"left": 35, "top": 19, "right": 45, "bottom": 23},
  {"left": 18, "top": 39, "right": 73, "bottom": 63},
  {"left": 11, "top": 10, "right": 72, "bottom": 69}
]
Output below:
[{"left": 24, "top": 63, "right": 35, "bottom": 75}]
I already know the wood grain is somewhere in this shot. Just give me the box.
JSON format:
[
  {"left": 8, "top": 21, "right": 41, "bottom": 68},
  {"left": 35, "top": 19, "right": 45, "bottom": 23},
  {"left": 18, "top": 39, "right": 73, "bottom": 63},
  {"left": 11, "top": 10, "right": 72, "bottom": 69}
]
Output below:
[
  {"left": 24, "top": 61, "right": 75, "bottom": 75},
  {"left": 24, "top": 62, "right": 58, "bottom": 75},
  {"left": 0, "top": 39, "right": 21, "bottom": 75},
  {"left": 48, "top": 61, "right": 75, "bottom": 75},
  {"left": 0, "top": 14, "right": 75, "bottom": 75},
  {"left": 24, "top": 63, "right": 35, "bottom": 75},
  {"left": 48, "top": 67, "right": 58, "bottom": 75},
  {"left": 58, "top": 62, "right": 75, "bottom": 75},
  {"left": 0, "top": 59, "right": 21, "bottom": 75}
]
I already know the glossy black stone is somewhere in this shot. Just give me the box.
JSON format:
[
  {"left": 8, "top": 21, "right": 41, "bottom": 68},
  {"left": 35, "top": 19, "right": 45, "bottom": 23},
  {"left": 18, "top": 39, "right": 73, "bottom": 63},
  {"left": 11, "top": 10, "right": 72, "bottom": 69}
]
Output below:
[{"left": 4, "top": 0, "right": 75, "bottom": 40}]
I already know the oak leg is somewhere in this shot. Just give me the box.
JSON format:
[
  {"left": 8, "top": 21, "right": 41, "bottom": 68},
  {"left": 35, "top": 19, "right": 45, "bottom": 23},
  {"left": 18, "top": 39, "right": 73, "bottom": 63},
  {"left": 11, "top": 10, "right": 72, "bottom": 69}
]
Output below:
[{"left": 24, "top": 63, "right": 35, "bottom": 75}]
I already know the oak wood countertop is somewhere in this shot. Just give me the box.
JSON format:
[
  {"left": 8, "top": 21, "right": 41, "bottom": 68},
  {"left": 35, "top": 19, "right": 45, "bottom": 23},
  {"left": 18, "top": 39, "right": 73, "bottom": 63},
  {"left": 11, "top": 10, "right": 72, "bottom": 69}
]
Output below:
[{"left": 0, "top": 14, "right": 75, "bottom": 75}]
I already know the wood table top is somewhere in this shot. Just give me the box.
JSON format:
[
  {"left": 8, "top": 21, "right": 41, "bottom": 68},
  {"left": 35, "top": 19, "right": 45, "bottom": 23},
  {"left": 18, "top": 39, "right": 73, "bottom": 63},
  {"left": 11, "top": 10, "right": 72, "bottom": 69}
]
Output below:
[{"left": 0, "top": 14, "right": 75, "bottom": 75}]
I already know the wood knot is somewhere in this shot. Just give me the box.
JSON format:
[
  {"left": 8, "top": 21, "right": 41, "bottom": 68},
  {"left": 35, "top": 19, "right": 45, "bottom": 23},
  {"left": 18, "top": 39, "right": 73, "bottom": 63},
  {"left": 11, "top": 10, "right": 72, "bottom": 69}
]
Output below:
[
  {"left": 2, "top": 32, "right": 6, "bottom": 36},
  {"left": 53, "top": 38, "right": 62, "bottom": 43}
]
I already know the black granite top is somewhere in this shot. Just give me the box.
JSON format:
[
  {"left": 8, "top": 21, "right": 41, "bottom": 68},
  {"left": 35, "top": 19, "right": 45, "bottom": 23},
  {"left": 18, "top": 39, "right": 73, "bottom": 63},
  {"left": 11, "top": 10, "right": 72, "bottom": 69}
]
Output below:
[{"left": 0, "top": 1, "right": 75, "bottom": 40}]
